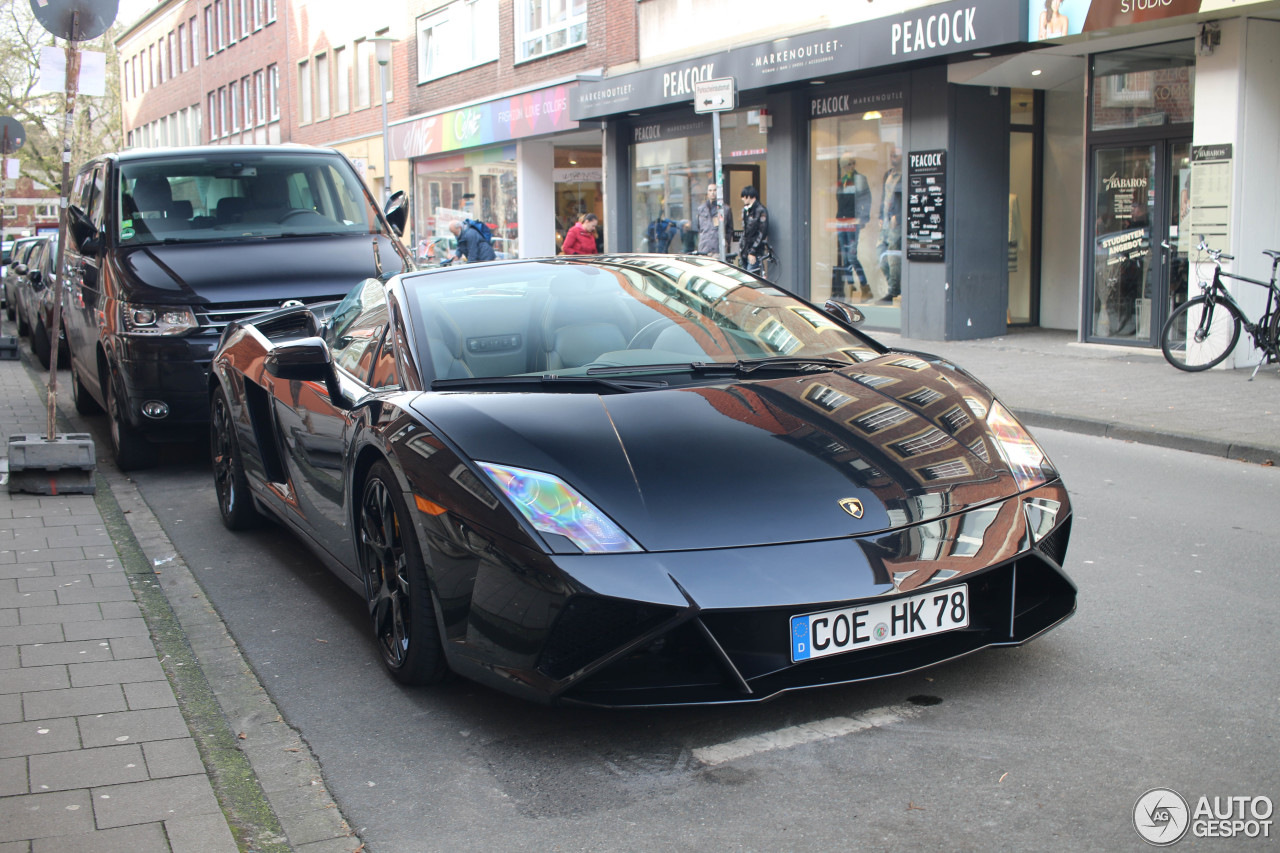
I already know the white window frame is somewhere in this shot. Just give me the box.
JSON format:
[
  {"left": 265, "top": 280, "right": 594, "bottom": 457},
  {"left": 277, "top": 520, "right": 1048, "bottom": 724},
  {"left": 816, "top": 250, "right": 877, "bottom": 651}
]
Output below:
[
  {"left": 334, "top": 46, "right": 349, "bottom": 114},
  {"left": 298, "top": 59, "right": 311, "bottom": 124},
  {"left": 208, "top": 92, "right": 218, "bottom": 138},
  {"left": 254, "top": 69, "right": 266, "bottom": 125},
  {"left": 315, "top": 53, "right": 329, "bottom": 119},
  {"left": 355, "top": 39, "right": 371, "bottom": 109},
  {"left": 416, "top": 0, "right": 498, "bottom": 84},
  {"left": 516, "top": 0, "right": 587, "bottom": 63},
  {"left": 268, "top": 64, "right": 280, "bottom": 119}
]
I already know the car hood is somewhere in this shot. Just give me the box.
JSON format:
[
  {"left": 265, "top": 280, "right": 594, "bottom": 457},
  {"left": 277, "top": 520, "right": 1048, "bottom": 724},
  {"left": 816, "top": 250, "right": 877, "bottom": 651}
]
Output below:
[
  {"left": 411, "top": 355, "right": 1045, "bottom": 552},
  {"left": 110, "top": 234, "right": 408, "bottom": 304}
]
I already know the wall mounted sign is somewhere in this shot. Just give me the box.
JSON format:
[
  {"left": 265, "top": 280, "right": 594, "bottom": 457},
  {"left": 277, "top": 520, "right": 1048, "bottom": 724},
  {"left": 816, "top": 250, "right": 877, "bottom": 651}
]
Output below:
[{"left": 906, "top": 149, "right": 946, "bottom": 262}]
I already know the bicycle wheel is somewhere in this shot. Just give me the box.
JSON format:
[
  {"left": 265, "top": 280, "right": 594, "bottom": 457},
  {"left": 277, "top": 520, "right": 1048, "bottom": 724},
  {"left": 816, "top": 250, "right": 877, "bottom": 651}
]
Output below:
[
  {"left": 1160, "top": 295, "right": 1243, "bottom": 371},
  {"left": 765, "top": 252, "right": 781, "bottom": 283}
]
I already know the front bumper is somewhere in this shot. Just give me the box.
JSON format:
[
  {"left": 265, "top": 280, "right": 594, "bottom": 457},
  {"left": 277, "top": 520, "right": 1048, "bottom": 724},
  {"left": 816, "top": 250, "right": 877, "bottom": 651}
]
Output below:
[
  {"left": 435, "top": 481, "right": 1076, "bottom": 707},
  {"left": 114, "top": 332, "right": 222, "bottom": 434}
]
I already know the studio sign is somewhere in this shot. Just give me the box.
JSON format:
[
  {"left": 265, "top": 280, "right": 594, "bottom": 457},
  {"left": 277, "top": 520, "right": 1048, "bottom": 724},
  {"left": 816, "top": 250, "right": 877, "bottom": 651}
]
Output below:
[{"left": 891, "top": 7, "right": 979, "bottom": 55}]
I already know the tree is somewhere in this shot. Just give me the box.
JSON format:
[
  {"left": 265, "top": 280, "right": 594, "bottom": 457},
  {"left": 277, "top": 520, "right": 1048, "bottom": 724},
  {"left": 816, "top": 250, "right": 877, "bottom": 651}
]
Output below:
[{"left": 0, "top": 1, "right": 122, "bottom": 193}]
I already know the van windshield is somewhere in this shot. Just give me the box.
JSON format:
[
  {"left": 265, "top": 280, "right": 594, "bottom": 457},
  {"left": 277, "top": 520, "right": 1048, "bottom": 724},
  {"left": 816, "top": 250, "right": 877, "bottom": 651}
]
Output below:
[{"left": 116, "top": 152, "right": 383, "bottom": 246}]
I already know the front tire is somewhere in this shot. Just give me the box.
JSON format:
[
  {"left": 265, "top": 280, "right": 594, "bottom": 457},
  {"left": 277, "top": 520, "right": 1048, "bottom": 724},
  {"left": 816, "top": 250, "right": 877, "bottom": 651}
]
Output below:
[
  {"left": 358, "top": 461, "right": 447, "bottom": 686},
  {"left": 31, "top": 322, "right": 51, "bottom": 369},
  {"left": 210, "top": 387, "right": 260, "bottom": 531},
  {"left": 70, "top": 360, "right": 102, "bottom": 415},
  {"left": 1161, "top": 296, "right": 1242, "bottom": 371},
  {"left": 105, "top": 365, "right": 153, "bottom": 471}
]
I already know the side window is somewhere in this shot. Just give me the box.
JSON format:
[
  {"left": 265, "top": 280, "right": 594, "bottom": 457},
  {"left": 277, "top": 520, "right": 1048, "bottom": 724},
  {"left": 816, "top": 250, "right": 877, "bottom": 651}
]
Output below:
[
  {"left": 369, "top": 327, "right": 399, "bottom": 389},
  {"left": 87, "top": 166, "right": 107, "bottom": 227},
  {"left": 327, "top": 278, "right": 388, "bottom": 382}
]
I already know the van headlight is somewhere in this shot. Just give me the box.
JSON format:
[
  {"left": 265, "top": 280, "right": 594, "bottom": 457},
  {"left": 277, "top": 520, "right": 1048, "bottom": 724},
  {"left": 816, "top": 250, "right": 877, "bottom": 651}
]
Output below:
[{"left": 120, "top": 303, "right": 199, "bottom": 336}]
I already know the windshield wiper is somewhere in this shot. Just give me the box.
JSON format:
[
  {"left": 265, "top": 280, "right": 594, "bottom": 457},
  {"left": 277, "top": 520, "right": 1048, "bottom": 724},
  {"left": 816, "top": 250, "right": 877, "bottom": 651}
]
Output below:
[
  {"left": 584, "top": 357, "right": 850, "bottom": 377},
  {"left": 430, "top": 374, "right": 669, "bottom": 393}
]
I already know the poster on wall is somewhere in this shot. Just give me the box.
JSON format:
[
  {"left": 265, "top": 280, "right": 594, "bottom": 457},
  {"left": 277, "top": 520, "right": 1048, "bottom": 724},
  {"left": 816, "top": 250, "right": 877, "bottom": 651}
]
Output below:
[
  {"left": 1189, "top": 144, "right": 1232, "bottom": 255},
  {"left": 1026, "top": 0, "right": 1220, "bottom": 41},
  {"left": 906, "top": 149, "right": 946, "bottom": 262}
]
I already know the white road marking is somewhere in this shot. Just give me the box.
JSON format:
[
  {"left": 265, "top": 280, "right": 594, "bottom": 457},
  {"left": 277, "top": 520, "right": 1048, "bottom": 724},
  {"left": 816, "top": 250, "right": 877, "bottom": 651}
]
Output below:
[{"left": 692, "top": 703, "right": 925, "bottom": 767}]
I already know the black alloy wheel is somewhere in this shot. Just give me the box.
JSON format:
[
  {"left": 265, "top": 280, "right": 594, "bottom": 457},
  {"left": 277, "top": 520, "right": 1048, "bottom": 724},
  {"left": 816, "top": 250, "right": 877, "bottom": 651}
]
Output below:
[
  {"left": 70, "top": 359, "right": 101, "bottom": 415},
  {"left": 210, "top": 387, "right": 260, "bottom": 531},
  {"left": 358, "top": 461, "right": 448, "bottom": 686},
  {"left": 105, "top": 365, "right": 153, "bottom": 471},
  {"left": 31, "top": 322, "right": 51, "bottom": 369}
]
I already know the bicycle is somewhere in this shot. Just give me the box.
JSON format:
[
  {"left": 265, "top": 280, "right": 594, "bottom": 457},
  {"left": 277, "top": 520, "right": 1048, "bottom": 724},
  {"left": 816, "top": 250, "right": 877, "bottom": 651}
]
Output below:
[
  {"left": 731, "top": 245, "right": 780, "bottom": 283},
  {"left": 1160, "top": 239, "right": 1280, "bottom": 377}
]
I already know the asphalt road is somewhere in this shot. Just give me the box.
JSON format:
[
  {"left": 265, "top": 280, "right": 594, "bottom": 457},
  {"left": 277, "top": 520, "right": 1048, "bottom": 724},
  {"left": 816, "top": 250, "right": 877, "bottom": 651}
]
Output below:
[{"left": 118, "top": 429, "right": 1278, "bottom": 852}]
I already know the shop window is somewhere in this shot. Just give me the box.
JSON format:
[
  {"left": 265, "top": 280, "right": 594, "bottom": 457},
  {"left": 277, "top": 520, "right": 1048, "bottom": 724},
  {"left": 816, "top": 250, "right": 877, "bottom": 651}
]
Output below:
[
  {"left": 808, "top": 103, "right": 904, "bottom": 328},
  {"left": 1090, "top": 41, "right": 1194, "bottom": 133},
  {"left": 417, "top": 0, "right": 499, "bottom": 83},
  {"left": 414, "top": 147, "right": 519, "bottom": 259},
  {"left": 517, "top": 0, "right": 587, "bottom": 62}
]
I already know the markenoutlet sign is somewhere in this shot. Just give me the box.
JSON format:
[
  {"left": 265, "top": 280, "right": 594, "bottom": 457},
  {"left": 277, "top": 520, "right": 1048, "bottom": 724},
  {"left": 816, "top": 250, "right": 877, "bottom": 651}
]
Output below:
[{"left": 571, "top": 0, "right": 1024, "bottom": 120}]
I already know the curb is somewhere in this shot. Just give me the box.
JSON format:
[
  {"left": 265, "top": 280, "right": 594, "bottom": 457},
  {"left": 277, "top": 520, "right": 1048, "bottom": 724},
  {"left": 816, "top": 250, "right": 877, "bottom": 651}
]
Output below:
[{"left": 1017, "top": 409, "right": 1277, "bottom": 466}]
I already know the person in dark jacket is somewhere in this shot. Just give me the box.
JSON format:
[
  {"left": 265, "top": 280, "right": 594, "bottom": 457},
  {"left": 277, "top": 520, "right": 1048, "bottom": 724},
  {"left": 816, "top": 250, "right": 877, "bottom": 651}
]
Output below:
[
  {"left": 561, "top": 213, "right": 599, "bottom": 255},
  {"left": 449, "top": 219, "right": 496, "bottom": 263},
  {"left": 696, "top": 182, "right": 732, "bottom": 258},
  {"left": 739, "top": 185, "right": 769, "bottom": 271},
  {"left": 835, "top": 156, "right": 872, "bottom": 300}
]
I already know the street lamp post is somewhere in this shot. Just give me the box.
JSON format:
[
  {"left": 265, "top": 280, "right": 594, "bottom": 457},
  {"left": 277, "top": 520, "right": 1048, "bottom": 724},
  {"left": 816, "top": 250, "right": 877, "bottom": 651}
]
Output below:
[{"left": 370, "top": 36, "right": 396, "bottom": 205}]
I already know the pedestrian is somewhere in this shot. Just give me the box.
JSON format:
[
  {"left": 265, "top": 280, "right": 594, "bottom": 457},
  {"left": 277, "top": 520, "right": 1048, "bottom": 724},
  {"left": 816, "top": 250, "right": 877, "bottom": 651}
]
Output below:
[
  {"left": 646, "top": 214, "right": 678, "bottom": 253},
  {"left": 561, "top": 213, "right": 600, "bottom": 255},
  {"left": 877, "top": 149, "right": 903, "bottom": 302},
  {"left": 835, "top": 155, "right": 872, "bottom": 301},
  {"left": 680, "top": 220, "right": 697, "bottom": 254},
  {"left": 696, "top": 182, "right": 732, "bottom": 258},
  {"left": 449, "top": 219, "right": 496, "bottom": 264},
  {"left": 739, "top": 185, "right": 769, "bottom": 273}
]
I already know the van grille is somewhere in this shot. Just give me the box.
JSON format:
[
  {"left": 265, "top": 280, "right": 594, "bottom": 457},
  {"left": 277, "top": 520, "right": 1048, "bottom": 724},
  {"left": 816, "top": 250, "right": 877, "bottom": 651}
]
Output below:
[{"left": 197, "top": 297, "right": 333, "bottom": 335}]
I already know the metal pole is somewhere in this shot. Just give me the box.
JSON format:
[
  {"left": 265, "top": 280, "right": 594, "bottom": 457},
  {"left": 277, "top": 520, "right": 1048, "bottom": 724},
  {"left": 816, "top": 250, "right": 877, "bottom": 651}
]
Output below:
[
  {"left": 48, "top": 27, "right": 81, "bottom": 441},
  {"left": 379, "top": 62, "right": 390, "bottom": 205},
  {"left": 712, "top": 111, "right": 726, "bottom": 263},
  {"left": 1, "top": 129, "right": 8, "bottom": 247}
]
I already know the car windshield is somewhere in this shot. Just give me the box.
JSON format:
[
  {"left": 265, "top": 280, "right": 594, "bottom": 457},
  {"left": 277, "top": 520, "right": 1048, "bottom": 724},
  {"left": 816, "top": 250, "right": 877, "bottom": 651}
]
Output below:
[
  {"left": 116, "top": 151, "right": 383, "bottom": 247},
  {"left": 404, "top": 255, "right": 885, "bottom": 385}
]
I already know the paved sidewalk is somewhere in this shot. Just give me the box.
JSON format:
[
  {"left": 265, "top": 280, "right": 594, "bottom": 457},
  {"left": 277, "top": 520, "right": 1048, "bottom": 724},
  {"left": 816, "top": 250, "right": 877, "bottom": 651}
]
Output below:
[{"left": 0, "top": 358, "right": 240, "bottom": 852}]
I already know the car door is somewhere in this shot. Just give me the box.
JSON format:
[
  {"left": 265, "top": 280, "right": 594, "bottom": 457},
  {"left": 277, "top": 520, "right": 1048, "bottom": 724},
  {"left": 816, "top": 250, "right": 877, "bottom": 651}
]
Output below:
[
  {"left": 64, "top": 163, "right": 108, "bottom": 393},
  {"left": 272, "top": 279, "right": 389, "bottom": 565}
]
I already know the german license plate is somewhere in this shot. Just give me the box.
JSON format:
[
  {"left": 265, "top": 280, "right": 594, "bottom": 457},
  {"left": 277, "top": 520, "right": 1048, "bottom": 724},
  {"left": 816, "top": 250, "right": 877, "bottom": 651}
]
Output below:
[{"left": 790, "top": 585, "right": 969, "bottom": 662}]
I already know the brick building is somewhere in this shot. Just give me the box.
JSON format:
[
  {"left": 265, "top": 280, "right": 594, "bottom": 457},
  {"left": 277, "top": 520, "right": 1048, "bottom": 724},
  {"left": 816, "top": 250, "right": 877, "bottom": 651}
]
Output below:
[{"left": 116, "top": 0, "right": 640, "bottom": 256}]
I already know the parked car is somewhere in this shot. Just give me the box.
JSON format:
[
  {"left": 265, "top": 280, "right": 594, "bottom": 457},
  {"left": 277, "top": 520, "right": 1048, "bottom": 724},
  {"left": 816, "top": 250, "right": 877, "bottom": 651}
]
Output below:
[
  {"left": 19, "top": 235, "right": 70, "bottom": 370},
  {"left": 61, "top": 145, "right": 412, "bottom": 469},
  {"left": 209, "top": 255, "right": 1076, "bottom": 707},
  {"left": 3, "top": 236, "right": 43, "bottom": 325}
]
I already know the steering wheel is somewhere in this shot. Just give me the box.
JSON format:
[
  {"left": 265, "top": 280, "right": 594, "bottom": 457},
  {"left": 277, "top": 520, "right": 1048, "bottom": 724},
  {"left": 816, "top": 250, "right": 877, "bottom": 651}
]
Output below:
[
  {"left": 628, "top": 318, "right": 678, "bottom": 349},
  {"left": 277, "top": 208, "right": 326, "bottom": 224}
]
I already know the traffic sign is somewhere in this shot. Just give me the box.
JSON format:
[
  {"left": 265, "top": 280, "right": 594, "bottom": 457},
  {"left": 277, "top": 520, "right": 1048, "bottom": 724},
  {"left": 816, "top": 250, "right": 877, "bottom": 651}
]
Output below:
[{"left": 694, "top": 78, "right": 737, "bottom": 114}]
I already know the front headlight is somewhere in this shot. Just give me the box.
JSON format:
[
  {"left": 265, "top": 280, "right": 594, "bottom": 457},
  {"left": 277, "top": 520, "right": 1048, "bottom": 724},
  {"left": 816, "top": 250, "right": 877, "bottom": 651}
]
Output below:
[
  {"left": 120, "top": 302, "right": 199, "bottom": 336},
  {"left": 477, "top": 462, "right": 642, "bottom": 554},
  {"left": 986, "top": 400, "right": 1056, "bottom": 491}
]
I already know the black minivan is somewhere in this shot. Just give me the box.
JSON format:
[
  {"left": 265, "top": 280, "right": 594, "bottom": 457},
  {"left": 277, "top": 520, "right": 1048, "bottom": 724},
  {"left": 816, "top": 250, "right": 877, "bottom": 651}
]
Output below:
[{"left": 62, "top": 145, "right": 412, "bottom": 469}]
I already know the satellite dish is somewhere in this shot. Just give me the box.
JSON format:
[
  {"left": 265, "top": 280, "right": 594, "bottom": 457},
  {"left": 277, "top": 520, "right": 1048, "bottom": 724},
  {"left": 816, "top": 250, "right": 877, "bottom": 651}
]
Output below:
[
  {"left": 29, "top": 0, "right": 119, "bottom": 42},
  {"left": 0, "top": 117, "right": 25, "bottom": 154}
]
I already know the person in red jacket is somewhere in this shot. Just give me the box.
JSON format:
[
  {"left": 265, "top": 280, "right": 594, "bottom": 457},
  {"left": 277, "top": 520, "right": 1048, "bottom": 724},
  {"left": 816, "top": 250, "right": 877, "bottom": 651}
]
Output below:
[{"left": 561, "top": 213, "right": 600, "bottom": 255}]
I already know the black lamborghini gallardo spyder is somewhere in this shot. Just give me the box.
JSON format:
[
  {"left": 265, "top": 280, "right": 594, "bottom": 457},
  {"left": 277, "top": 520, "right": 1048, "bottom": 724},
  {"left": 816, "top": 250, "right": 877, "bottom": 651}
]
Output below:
[{"left": 209, "top": 255, "right": 1075, "bottom": 707}]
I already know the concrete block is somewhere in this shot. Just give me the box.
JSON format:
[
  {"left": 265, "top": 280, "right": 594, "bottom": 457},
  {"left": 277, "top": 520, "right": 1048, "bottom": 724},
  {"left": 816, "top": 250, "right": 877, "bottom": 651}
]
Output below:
[
  {"left": 0, "top": 336, "right": 19, "bottom": 360},
  {"left": 6, "top": 435, "right": 96, "bottom": 496}
]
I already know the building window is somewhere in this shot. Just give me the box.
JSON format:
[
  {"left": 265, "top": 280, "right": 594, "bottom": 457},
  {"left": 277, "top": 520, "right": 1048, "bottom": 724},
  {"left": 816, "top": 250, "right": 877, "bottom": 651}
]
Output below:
[
  {"left": 298, "top": 60, "right": 311, "bottom": 124},
  {"left": 315, "top": 53, "right": 329, "bottom": 119},
  {"left": 216, "top": 1, "right": 225, "bottom": 49},
  {"left": 168, "top": 32, "right": 176, "bottom": 76},
  {"left": 207, "top": 93, "right": 217, "bottom": 138},
  {"left": 334, "top": 46, "right": 349, "bottom": 114},
  {"left": 156, "top": 41, "right": 164, "bottom": 85},
  {"left": 226, "top": 0, "right": 236, "bottom": 44},
  {"left": 178, "top": 24, "right": 186, "bottom": 71},
  {"left": 355, "top": 39, "right": 371, "bottom": 109},
  {"left": 193, "top": 103, "right": 201, "bottom": 141},
  {"left": 219, "top": 86, "right": 228, "bottom": 136},
  {"left": 241, "top": 75, "right": 252, "bottom": 128},
  {"left": 190, "top": 17, "right": 199, "bottom": 66},
  {"left": 517, "top": 0, "right": 587, "bottom": 62},
  {"left": 148, "top": 44, "right": 155, "bottom": 88},
  {"left": 266, "top": 0, "right": 276, "bottom": 23},
  {"left": 254, "top": 70, "right": 265, "bottom": 125},
  {"left": 239, "top": 0, "right": 249, "bottom": 37},
  {"left": 205, "top": 5, "right": 214, "bottom": 54},
  {"left": 229, "top": 80, "right": 240, "bottom": 130},
  {"left": 253, "top": 0, "right": 262, "bottom": 29},
  {"left": 417, "top": 0, "right": 498, "bottom": 83},
  {"left": 268, "top": 64, "right": 279, "bottom": 119}
]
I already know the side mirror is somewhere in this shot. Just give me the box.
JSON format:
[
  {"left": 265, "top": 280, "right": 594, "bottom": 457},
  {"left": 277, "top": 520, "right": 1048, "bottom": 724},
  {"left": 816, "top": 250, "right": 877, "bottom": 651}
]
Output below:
[
  {"left": 383, "top": 190, "right": 407, "bottom": 237},
  {"left": 264, "top": 336, "right": 349, "bottom": 408},
  {"left": 823, "top": 299, "right": 865, "bottom": 326},
  {"left": 67, "top": 205, "right": 100, "bottom": 253},
  {"left": 27, "top": 269, "right": 44, "bottom": 289},
  {"left": 11, "top": 262, "right": 28, "bottom": 277}
]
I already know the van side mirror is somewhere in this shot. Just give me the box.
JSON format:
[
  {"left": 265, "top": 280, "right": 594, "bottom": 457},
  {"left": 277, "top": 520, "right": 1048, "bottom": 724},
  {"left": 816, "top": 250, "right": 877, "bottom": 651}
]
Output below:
[
  {"left": 383, "top": 190, "right": 407, "bottom": 237},
  {"left": 264, "top": 336, "right": 349, "bottom": 408},
  {"left": 27, "top": 269, "right": 44, "bottom": 289},
  {"left": 67, "top": 205, "right": 100, "bottom": 253}
]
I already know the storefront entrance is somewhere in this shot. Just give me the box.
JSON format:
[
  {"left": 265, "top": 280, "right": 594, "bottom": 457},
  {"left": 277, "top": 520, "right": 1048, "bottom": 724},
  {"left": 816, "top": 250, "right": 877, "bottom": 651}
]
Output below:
[{"left": 1084, "top": 41, "right": 1194, "bottom": 345}]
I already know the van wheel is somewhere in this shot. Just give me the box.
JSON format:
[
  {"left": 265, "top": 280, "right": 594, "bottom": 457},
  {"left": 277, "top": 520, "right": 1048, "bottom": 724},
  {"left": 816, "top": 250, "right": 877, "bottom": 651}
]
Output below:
[
  {"left": 32, "top": 323, "right": 51, "bottom": 369},
  {"left": 105, "top": 366, "right": 152, "bottom": 471},
  {"left": 17, "top": 308, "right": 29, "bottom": 337},
  {"left": 70, "top": 360, "right": 102, "bottom": 415}
]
